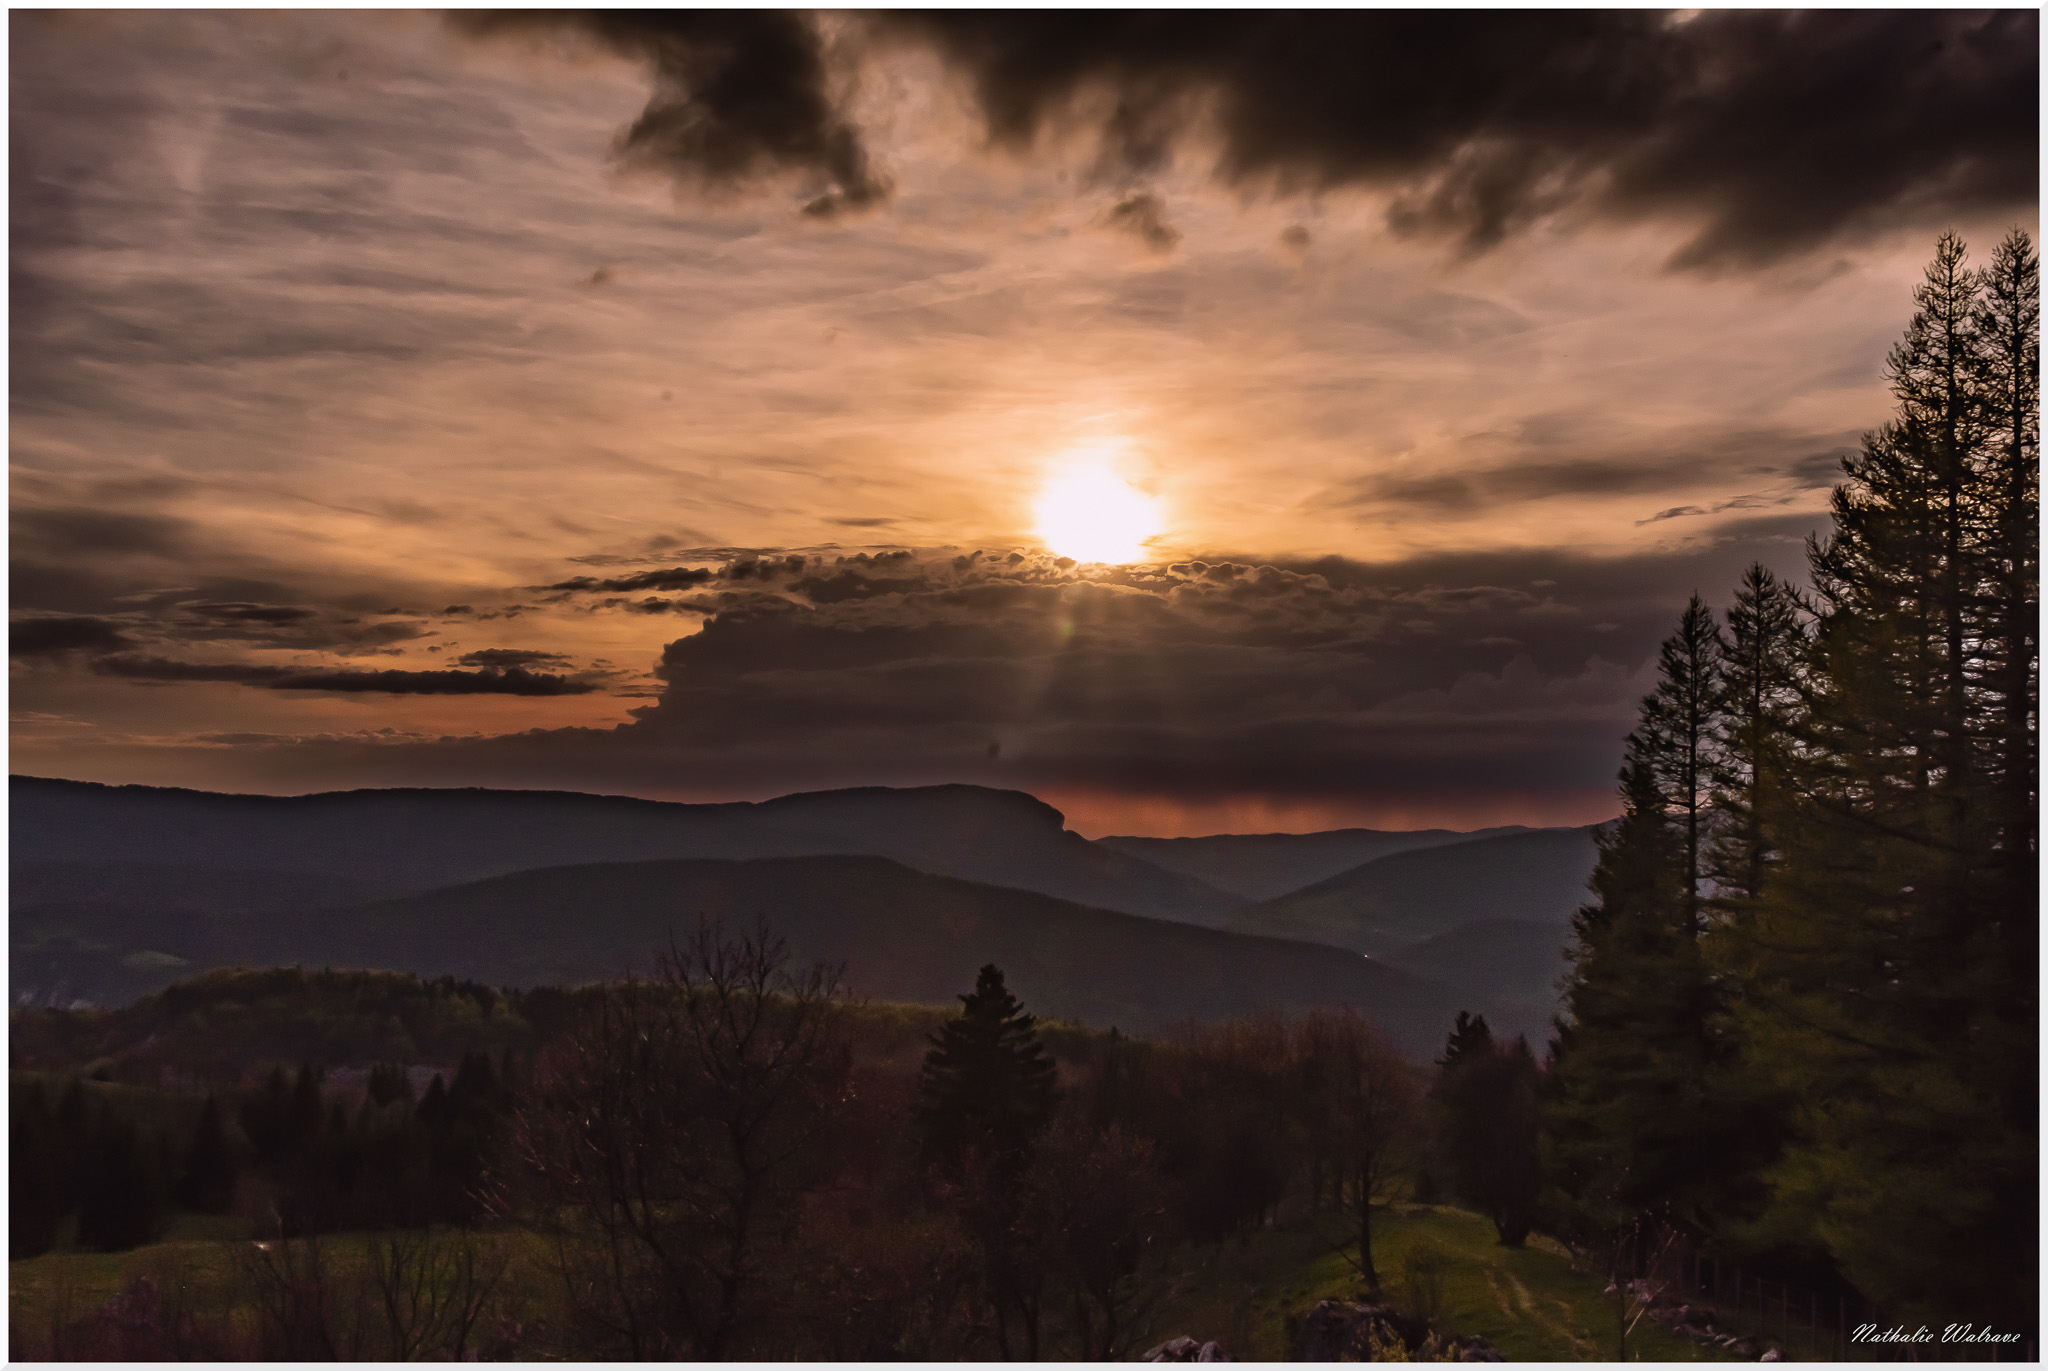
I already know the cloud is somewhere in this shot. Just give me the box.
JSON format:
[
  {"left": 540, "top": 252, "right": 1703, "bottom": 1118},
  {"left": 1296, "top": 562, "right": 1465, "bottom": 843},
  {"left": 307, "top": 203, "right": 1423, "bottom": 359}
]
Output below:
[
  {"left": 12, "top": 506, "right": 195, "bottom": 559},
  {"left": 1102, "top": 193, "right": 1182, "bottom": 254},
  {"left": 452, "top": 10, "right": 888, "bottom": 217},
  {"left": 465, "top": 11, "right": 2036, "bottom": 262},
  {"left": 10, "top": 615, "right": 137, "bottom": 658},
  {"left": 473, "top": 535, "right": 1811, "bottom": 805},
  {"left": 456, "top": 648, "right": 573, "bottom": 669},
  {"left": 89, "top": 655, "right": 597, "bottom": 696},
  {"left": 180, "top": 601, "right": 319, "bottom": 625}
]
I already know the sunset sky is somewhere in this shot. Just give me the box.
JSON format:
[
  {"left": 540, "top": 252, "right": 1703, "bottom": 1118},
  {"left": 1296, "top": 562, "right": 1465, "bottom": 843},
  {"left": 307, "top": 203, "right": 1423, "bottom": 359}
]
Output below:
[{"left": 10, "top": 10, "right": 2037, "bottom": 835}]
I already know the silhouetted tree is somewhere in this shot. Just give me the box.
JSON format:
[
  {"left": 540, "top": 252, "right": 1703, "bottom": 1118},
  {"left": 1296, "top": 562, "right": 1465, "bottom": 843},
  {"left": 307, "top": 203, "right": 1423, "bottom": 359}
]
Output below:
[
  {"left": 1304, "top": 1009, "right": 1413, "bottom": 1291},
  {"left": 10, "top": 1080, "right": 64, "bottom": 1258},
  {"left": 76, "top": 1111, "right": 163, "bottom": 1252},
  {"left": 1434, "top": 1035, "right": 1541, "bottom": 1246},
  {"left": 917, "top": 964, "right": 1057, "bottom": 1176},
  {"left": 367, "top": 1063, "right": 412, "bottom": 1107},
  {"left": 513, "top": 923, "right": 853, "bottom": 1359},
  {"left": 917, "top": 965, "right": 1061, "bottom": 1360},
  {"left": 1436, "top": 1011, "right": 1493, "bottom": 1069},
  {"left": 1738, "top": 230, "right": 2038, "bottom": 1327},
  {"left": 177, "top": 1094, "right": 239, "bottom": 1214}
]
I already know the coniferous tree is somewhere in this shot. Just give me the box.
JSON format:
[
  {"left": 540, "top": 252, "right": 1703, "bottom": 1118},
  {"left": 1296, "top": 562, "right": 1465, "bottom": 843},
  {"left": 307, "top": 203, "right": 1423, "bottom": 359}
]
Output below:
[
  {"left": 1635, "top": 594, "right": 1723, "bottom": 935},
  {"left": 1547, "top": 598, "right": 1735, "bottom": 1245},
  {"left": 75, "top": 1111, "right": 163, "bottom": 1252},
  {"left": 917, "top": 964, "right": 1057, "bottom": 1175},
  {"left": 916, "top": 965, "right": 1059, "bottom": 1360},
  {"left": 1969, "top": 229, "right": 2040, "bottom": 1146},
  {"left": 177, "top": 1094, "right": 240, "bottom": 1215},
  {"left": 10, "top": 1081, "right": 64, "bottom": 1258},
  {"left": 1436, "top": 1011, "right": 1493, "bottom": 1069},
  {"left": 1707, "top": 563, "right": 1809, "bottom": 912},
  {"left": 1739, "top": 232, "right": 2037, "bottom": 1328},
  {"left": 1434, "top": 1033, "right": 1541, "bottom": 1247}
]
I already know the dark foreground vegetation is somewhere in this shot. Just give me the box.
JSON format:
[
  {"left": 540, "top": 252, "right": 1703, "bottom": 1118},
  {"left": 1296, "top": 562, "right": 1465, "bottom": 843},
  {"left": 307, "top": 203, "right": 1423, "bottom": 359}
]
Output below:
[{"left": 13, "top": 938, "right": 1556, "bottom": 1360}]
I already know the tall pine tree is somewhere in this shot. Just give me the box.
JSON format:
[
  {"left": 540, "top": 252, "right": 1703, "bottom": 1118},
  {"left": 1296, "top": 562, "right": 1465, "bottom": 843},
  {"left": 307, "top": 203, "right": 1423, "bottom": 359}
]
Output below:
[
  {"left": 1738, "top": 232, "right": 2036, "bottom": 1328},
  {"left": 1707, "top": 564, "right": 1809, "bottom": 913}
]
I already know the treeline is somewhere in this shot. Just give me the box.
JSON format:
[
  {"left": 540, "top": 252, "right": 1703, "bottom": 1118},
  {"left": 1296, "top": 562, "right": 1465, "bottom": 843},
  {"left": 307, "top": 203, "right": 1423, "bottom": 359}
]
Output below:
[
  {"left": 8, "top": 966, "right": 561, "bottom": 1084},
  {"left": 15, "top": 931, "right": 1548, "bottom": 1361},
  {"left": 1547, "top": 230, "right": 2038, "bottom": 1333},
  {"left": 10, "top": 1051, "right": 516, "bottom": 1259}
]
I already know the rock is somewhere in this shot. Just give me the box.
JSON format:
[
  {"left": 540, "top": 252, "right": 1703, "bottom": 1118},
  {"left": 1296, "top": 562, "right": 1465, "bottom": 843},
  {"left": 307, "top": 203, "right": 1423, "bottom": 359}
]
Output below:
[
  {"left": 1296, "top": 1299, "right": 1460, "bottom": 1362},
  {"left": 1760, "top": 1349, "right": 1782, "bottom": 1363},
  {"left": 1196, "top": 1340, "right": 1234, "bottom": 1361},
  {"left": 1143, "top": 1336, "right": 1204, "bottom": 1362}
]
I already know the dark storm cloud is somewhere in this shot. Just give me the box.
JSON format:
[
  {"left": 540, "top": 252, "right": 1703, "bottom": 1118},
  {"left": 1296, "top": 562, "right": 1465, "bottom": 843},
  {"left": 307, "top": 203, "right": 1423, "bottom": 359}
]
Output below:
[
  {"left": 452, "top": 10, "right": 888, "bottom": 217},
  {"left": 9, "top": 615, "right": 137, "bottom": 658},
  {"left": 90, "top": 654, "right": 596, "bottom": 696},
  {"left": 465, "top": 10, "right": 2035, "bottom": 262},
  {"left": 489, "top": 529, "right": 1819, "bottom": 804}
]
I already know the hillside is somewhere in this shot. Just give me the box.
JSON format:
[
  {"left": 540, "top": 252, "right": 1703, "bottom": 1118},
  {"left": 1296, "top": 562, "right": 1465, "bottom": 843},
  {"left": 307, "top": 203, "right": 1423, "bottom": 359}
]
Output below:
[
  {"left": 1380, "top": 918, "right": 1573, "bottom": 1023},
  {"left": 258, "top": 855, "right": 1493, "bottom": 1055},
  {"left": 9, "top": 775, "right": 1245, "bottom": 932},
  {"left": 1097, "top": 825, "right": 1529, "bottom": 901},
  {"left": 1228, "top": 827, "right": 1600, "bottom": 957}
]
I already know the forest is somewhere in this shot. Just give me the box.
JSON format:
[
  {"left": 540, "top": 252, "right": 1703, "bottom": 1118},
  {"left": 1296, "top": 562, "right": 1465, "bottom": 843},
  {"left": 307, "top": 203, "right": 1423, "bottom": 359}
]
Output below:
[{"left": 8, "top": 230, "right": 2037, "bottom": 1361}]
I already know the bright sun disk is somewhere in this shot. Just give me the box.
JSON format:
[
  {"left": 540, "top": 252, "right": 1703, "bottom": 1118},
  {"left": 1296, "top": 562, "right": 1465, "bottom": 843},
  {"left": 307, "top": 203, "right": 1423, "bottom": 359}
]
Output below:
[{"left": 1034, "top": 458, "right": 1164, "bottom": 564}]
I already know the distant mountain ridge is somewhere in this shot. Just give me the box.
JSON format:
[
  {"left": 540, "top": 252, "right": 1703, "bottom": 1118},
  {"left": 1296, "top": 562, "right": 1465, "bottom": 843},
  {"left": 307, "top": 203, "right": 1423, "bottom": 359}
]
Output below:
[
  {"left": 1097, "top": 825, "right": 1532, "bottom": 901},
  {"left": 1228, "top": 827, "right": 1601, "bottom": 958},
  {"left": 10, "top": 775, "right": 1593, "bottom": 1050},
  {"left": 10, "top": 775, "right": 1245, "bottom": 927}
]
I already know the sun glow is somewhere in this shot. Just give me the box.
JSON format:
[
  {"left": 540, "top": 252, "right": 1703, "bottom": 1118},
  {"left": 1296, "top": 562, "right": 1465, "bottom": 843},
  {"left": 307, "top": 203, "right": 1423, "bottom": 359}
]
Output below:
[{"left": 1033, "top": 451, "right": 1164, "bottom": 564}]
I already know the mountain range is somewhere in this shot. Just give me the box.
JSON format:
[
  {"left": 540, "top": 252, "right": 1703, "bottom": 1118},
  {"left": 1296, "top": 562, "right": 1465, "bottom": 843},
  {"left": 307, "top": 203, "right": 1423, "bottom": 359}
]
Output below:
[{"left": 10, "top": 775, "right": 1607, "bottom": 1055}]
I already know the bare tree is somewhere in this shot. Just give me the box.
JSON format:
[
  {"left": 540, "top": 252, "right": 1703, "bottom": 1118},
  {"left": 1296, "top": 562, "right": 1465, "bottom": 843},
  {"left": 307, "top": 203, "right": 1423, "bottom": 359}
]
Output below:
[
  {"left": 1596, "top": 1217, "right": 1679, "bottom": 1362},
  {"left": 237, "top": 1233, "right": 369, "bottom": 1361},
  {"left": 1024, "top": 1118, "right": 1171, "bottom": 1360},
  {"left": 512, "top": 920, "right": 853, "bottom": 1359},
  {"left": 366, "top": 1226, "right": 508, "bottom": 1360},
  {"left": 1301, "top": 1010, "right": 1416, "bottom": 1292}
]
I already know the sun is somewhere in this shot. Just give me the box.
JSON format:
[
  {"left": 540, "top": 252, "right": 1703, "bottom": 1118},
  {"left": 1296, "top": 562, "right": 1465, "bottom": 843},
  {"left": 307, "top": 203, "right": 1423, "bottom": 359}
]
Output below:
[{"left": 1034, "top": 452, "right": 1164, "bottom": 564}]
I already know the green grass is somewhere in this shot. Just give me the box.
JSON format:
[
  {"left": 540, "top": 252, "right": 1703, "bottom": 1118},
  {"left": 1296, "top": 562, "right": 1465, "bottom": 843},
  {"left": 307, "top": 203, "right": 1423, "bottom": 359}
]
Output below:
[
  {"left": 10, "top": 1226, "right": 559, "bottom": 1361},
  {"left": 14, "top": 1205, "right": 1743, "bottom": 1362},
  {"left": 1122, "top": 1205, "right": 1741, "bottom": 1362}
]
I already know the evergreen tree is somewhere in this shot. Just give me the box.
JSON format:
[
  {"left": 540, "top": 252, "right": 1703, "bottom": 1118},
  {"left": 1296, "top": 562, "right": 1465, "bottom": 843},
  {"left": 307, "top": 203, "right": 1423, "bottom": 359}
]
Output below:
[
  {"left": 1740, "top": 232, "right": 2037, "bottom": 1328},
  {"left": 1546, "top": 598, "right": 1737, "bottom": 1245},
  {"left": 240, "top": 1066, "right": 296, "bottom": 1164},
  {"left": 367, "top": 1062, "right": 413, "bottom": 1107},
  {"left": 1969, "top": 229, "right": 2040, "bottom": 1143},
  {"left": 10, "top": 1081, "right": 64, "bottom": 1258},
  {"left": 917, "top": 964, "right": 1057, "bottom": 1174},
  {"left": 1707, "top": 563, "right": 1809, "bottom": 911},
  {"left": 1634, "top": 594, "right": 1723, "bottom": 935},
  {"left": 177, "top": 1094, "right": 239, "bottom": 1215},
  {"left": 75, "top": 1110, "right": 163, "bottom": 1252},
  {"left": 1434, "top": 1033, "right": 1541, "bottom": 1247},
  {"left": 917, "top": 964, "right": 1059, "bottom": 1360},
  {"left": 1436, "top": 1011, "right": 1493, "bottom": 1069}
]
